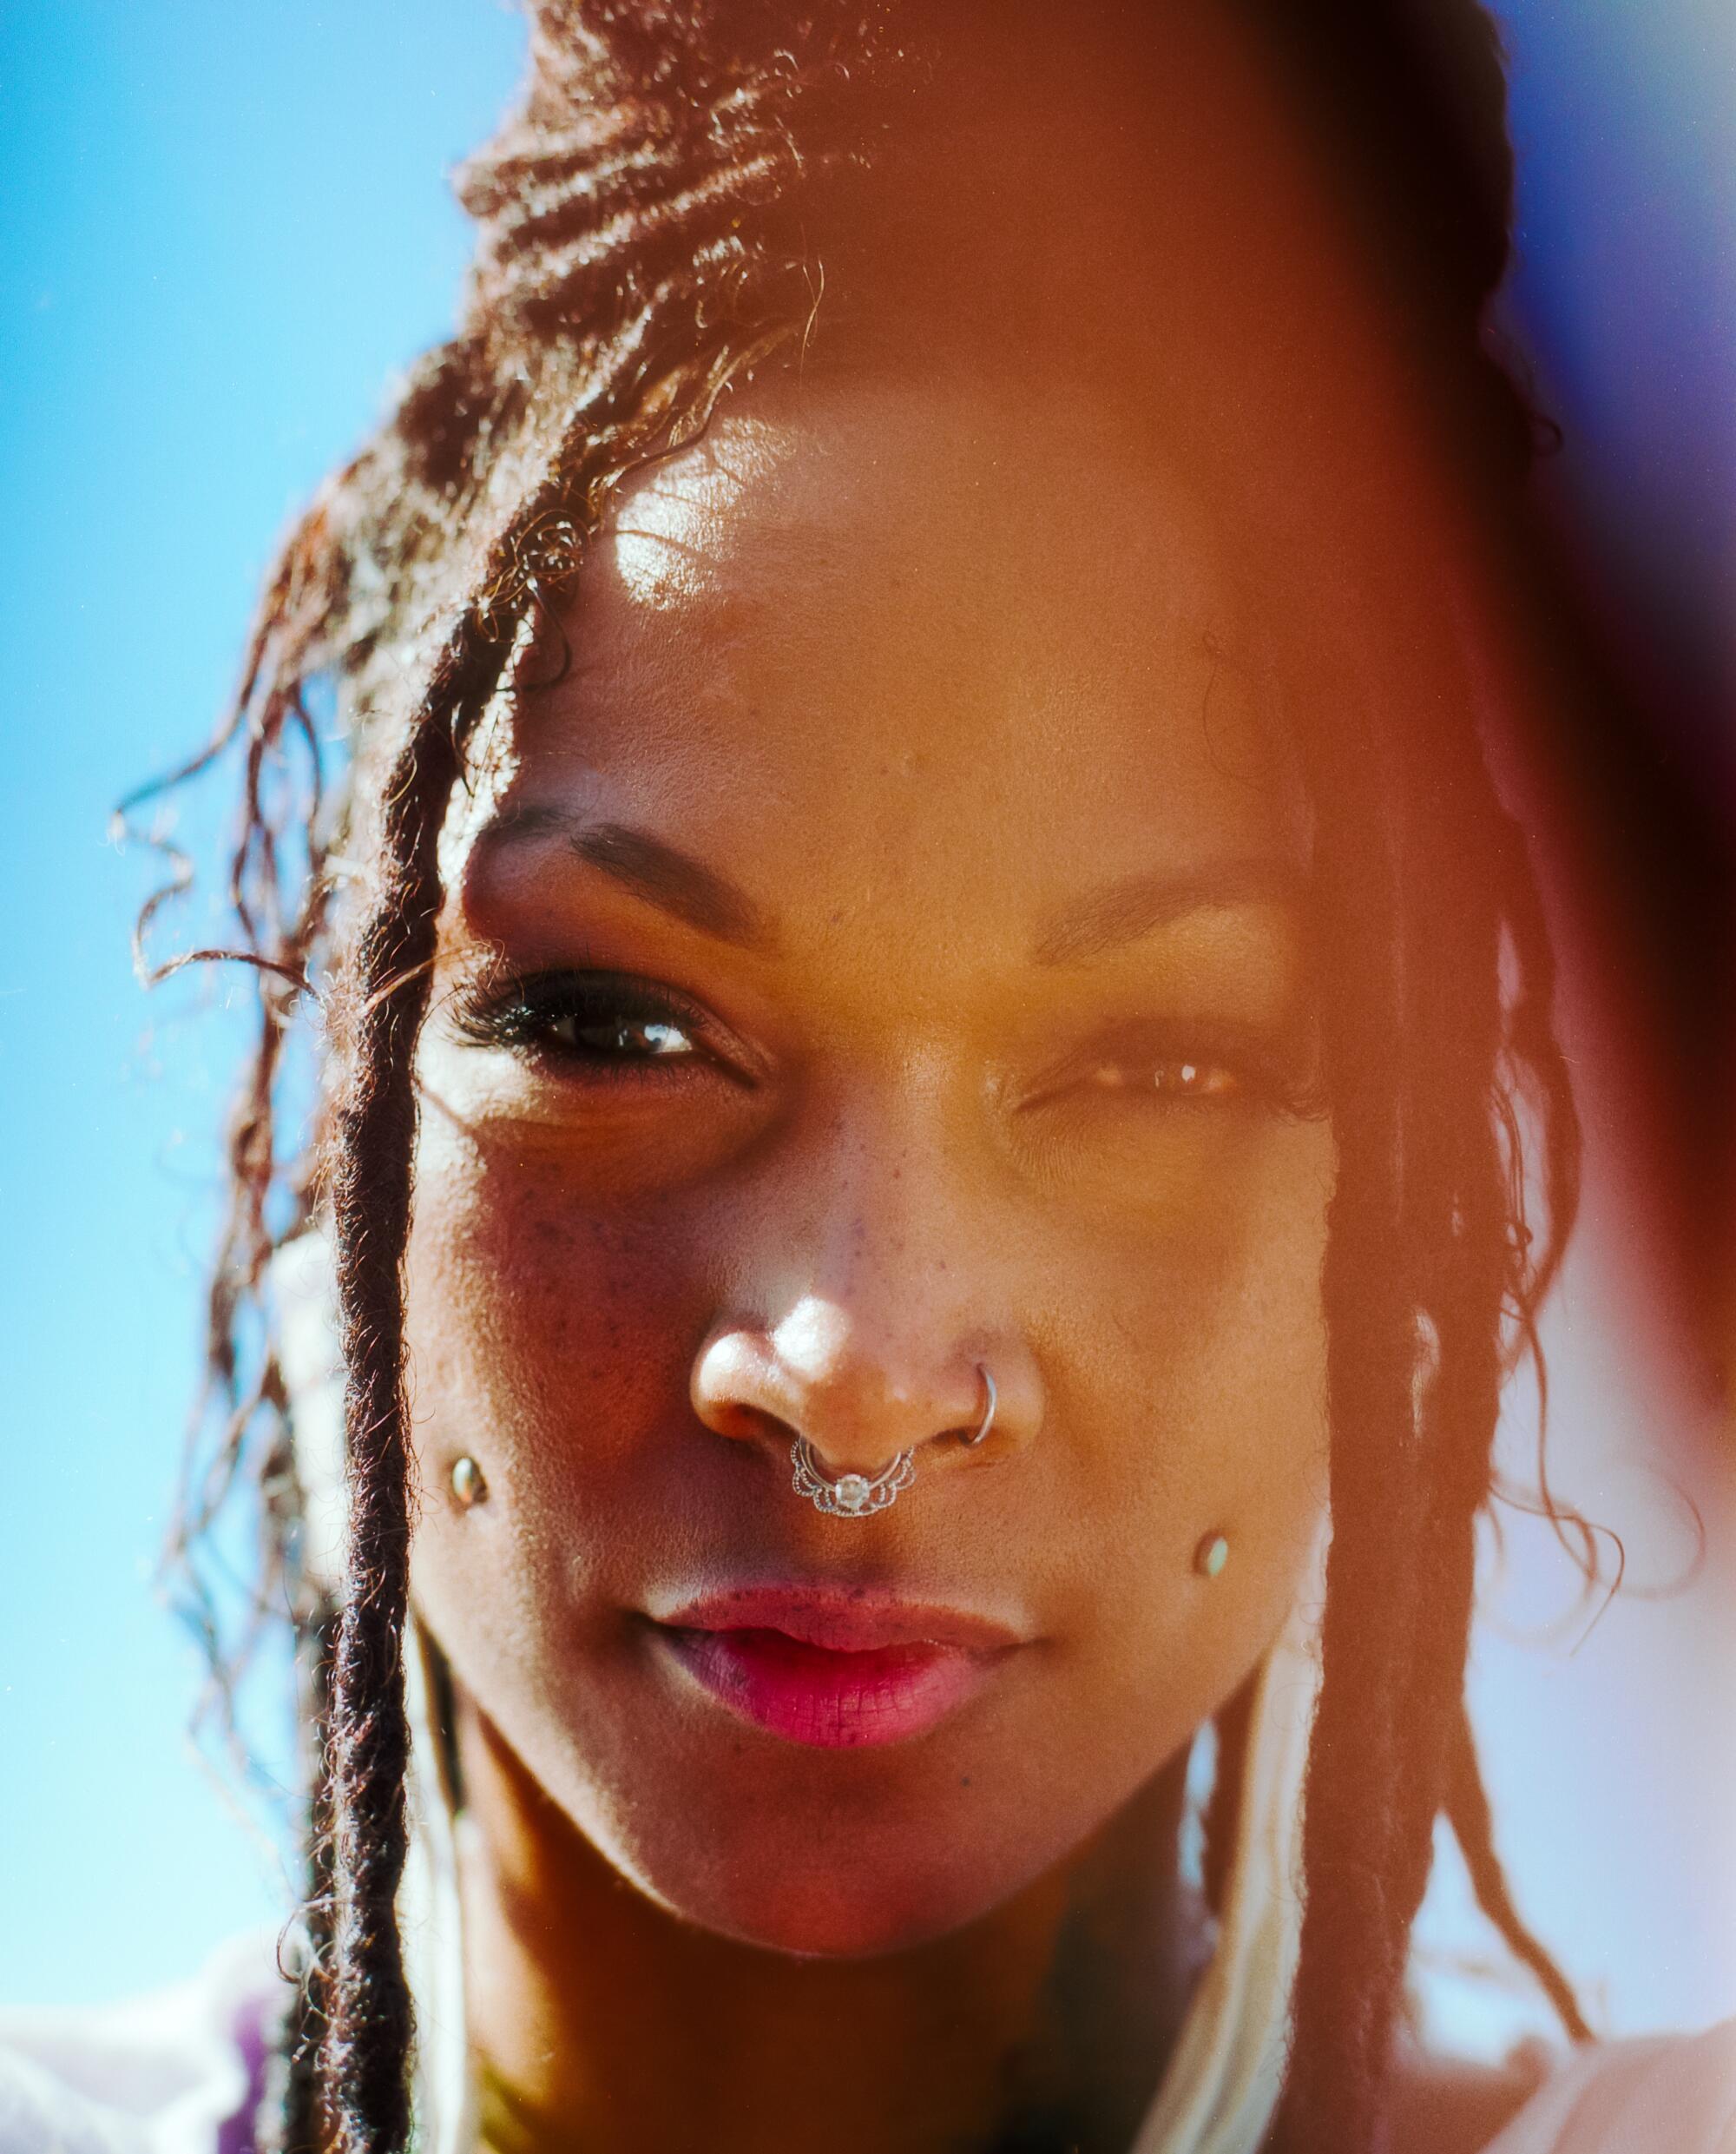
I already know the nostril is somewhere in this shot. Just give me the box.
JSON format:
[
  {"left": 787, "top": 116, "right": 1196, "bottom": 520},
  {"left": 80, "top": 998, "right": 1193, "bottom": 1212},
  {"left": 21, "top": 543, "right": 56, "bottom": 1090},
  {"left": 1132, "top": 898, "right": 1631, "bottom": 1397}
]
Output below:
[{"left": 709, "top": 1400, "right": 792, "bottom": 1446}]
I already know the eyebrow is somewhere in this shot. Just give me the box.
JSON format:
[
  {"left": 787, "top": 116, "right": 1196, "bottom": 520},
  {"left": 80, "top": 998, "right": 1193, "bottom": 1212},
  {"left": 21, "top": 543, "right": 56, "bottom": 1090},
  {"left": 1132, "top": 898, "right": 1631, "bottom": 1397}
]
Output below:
[
  {"left": 1031, "top": 860, "right": 1303, "bottom": 966},
  {"left": 479, "top": 806, "right": 776, "bottom": 952},
  {"left": 478, "top": 807, "right": 1294, "bottom": 965}
]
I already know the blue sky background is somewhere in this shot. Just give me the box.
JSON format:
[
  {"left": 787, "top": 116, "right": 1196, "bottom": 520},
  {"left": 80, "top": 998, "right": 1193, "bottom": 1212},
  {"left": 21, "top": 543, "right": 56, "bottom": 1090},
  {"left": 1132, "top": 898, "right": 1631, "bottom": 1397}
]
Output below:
[
  {"left": 2, "top": 0, "right": 1730, "bottom": 2045},
  {"left": 0, "top": 0, "right": 527, "bottom": 2003}
]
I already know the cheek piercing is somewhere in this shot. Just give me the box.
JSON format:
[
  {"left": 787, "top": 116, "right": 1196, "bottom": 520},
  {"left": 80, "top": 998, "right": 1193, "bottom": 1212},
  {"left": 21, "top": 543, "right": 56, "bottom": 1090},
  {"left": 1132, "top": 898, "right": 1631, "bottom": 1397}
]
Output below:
[
  {"left": 1194, "top": 1531, "right": 1230, "bottom": 1579},
  {"left": 450, "top": 1455, "right": 489, "bottom": 1509}
]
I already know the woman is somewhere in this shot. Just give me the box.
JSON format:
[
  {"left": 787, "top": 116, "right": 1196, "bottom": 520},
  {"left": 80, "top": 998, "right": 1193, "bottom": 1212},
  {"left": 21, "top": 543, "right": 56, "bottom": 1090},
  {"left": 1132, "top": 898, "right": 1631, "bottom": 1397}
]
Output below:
[{"left": 5, "top": 3, "right": 1731, "bottom": 2151}]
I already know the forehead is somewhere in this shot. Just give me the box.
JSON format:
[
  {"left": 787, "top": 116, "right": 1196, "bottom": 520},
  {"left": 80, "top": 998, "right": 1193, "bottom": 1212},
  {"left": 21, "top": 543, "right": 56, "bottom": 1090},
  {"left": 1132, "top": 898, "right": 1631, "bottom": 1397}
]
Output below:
[
  {"left": 478, "top": 375, "right": 1307, "bottom": 937},
  {"left": 614, "top": 377, "right": 1232, "bottom": 642}
]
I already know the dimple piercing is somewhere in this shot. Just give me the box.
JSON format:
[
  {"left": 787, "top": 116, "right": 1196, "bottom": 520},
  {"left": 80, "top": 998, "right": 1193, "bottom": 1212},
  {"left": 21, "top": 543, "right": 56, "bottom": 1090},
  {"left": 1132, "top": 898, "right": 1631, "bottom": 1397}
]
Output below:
[
  {"left": 1194, "top": 1531, "right": 1230, "bottom": 1579},
  {"left": 450, "top": 1455, "right": 489, "bottom": 1508}
]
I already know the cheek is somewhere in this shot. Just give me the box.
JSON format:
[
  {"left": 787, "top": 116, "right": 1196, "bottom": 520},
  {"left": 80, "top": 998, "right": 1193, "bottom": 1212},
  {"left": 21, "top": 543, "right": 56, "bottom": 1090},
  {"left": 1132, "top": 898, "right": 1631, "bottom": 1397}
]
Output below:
[
  {"left": 1056, "top": 1117, "right": 1332, "bottom": 1499},
  {"left": 406, "top": 1140, "right": 696, "bottom": 1461},
  {"left": 1040, "top": 1118, "right": 1332, "bottom": 1690},
  {"left": 401, "top": 1126, "right": 718, "bottom": 1666}
]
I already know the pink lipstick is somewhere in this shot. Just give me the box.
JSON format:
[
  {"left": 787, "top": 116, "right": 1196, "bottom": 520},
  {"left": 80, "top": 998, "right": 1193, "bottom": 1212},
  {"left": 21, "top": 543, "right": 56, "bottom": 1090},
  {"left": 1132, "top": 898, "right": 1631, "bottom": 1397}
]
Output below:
[{"left": 648, "top": 1586, "right": 1025, "bottom": 1749}]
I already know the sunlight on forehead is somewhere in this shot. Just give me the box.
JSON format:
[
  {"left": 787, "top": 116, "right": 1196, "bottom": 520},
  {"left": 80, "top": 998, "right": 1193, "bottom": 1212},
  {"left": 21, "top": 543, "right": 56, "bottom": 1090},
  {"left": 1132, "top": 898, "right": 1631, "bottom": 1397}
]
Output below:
[
  {"left": 605, "top": 414, "right": 801, "bottom": 612},
  {"left": 503, "top": 373, "right": 1315, "bottom": 965}
]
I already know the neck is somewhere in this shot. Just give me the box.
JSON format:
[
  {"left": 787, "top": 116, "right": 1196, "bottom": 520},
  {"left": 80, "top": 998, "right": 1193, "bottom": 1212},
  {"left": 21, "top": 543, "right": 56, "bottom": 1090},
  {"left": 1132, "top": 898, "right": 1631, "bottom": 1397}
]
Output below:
[{"left": 452, "top": 1696, "right": 1200, "bottom": 2154}]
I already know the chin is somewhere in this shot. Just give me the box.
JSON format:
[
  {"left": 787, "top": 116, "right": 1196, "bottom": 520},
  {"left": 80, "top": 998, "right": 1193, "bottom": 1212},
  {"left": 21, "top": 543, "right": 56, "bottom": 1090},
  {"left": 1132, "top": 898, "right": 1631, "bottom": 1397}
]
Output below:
[
  {"left": 633, "top": 1833, "right": 1024, "bottom": 1960},
  {"left": 460, "top": 1629, "right": 1115, "bottom": 1964},
  {"left": 549, "top": 1732, "right": 1056, "bottom": 1961}
]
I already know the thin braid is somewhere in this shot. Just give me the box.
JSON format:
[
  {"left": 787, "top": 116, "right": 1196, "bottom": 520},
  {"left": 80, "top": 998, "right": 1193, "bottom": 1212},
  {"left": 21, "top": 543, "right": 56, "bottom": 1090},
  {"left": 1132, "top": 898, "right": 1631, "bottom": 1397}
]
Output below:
[
  {"left": 1389, "top": 747, "right": 1590, "bottom": 2072},
  {"left": 269, "top": 1605, "right": 339, "bottom": 2154},
  {"left": 1444, "top": 1698, "right": 1594, "bottom": 2045},
  {"left": 318, "top": 621, "right": 509, "bottom": 2154},
  {"left": 319, "top": 730, "right": 454, "bottom": 2154},
  {"left": 1432, "top": 797, "right": 1591, "bottom": 2048},
  {"left": 1386, "top": 766, "right": 1509, "bottom": 1977},
  {"left": 1278, "top": 705, "right": 1420, "bottom": 2151},
  {"left": 1278, "top": 669, "right": 1586, "bottom": 2148}
]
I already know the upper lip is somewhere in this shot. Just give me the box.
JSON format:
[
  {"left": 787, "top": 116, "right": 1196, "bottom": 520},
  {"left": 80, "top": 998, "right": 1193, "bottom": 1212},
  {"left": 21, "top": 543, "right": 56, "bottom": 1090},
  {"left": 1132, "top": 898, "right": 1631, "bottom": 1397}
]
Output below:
[{"left": 648, "top": 1584, "right": 1030, "bottom": 1654}]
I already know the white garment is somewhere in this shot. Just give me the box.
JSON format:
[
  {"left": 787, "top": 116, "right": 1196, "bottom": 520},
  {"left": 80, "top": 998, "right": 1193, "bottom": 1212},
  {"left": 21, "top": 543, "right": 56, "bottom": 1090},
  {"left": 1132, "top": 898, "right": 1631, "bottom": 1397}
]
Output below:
[
  {"left": 3, "top": 1940, "right": 1733, "bottom": 2152},
  {"left": 0, "top": 1934, "right": 273, "bottom": 2154},
  {"left": 1482, "top": 2027, "right": 1736, "bottom": 2152}
]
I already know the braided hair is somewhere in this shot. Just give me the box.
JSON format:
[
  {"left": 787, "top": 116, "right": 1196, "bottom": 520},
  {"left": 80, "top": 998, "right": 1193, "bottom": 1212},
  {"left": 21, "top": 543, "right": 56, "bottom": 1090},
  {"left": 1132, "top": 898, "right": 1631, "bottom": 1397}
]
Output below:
[{"left": 143, "top": 4, "right": 1596, "bottom": 2148}]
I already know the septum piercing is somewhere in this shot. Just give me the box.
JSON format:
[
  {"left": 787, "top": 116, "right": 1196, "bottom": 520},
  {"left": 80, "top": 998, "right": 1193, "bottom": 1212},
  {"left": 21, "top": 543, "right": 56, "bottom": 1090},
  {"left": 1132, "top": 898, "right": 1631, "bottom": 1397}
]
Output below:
[
  {"left": 790, "top": 1439, "right": 916, "bottom": 1518},
  {"left": 451, "top": 1455, "right": 489, "bottom": 1508},
  {"left": 789, "top": 1363, "right": 996, "bottom": 1518}
]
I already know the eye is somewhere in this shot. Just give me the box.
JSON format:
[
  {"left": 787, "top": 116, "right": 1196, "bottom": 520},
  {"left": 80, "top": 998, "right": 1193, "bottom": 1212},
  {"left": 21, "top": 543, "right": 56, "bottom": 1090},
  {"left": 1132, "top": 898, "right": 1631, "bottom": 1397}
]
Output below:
[
  {"left": 452, "top": 970, "right": 732, "bottom": 1079},
  {"left": 1082, "top": 1057, "right": 1241, "bottom": 1100},
  {"left": 549, "top": 1008, "right": 695, "bottom": 1060},
  {"left": 1020, "top": 1016, "right": 1324, "bottom": 1123}
]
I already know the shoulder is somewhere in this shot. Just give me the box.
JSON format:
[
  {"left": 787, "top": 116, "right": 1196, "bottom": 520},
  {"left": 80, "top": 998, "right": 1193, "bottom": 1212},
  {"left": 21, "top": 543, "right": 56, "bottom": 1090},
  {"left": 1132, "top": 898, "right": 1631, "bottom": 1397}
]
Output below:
[
  {"left": 1390, "top": 2023, "right": 1736, "bottom": 2154},
  {"left": 0, "top": 1934, "right": 281, "bottom": 2154}
]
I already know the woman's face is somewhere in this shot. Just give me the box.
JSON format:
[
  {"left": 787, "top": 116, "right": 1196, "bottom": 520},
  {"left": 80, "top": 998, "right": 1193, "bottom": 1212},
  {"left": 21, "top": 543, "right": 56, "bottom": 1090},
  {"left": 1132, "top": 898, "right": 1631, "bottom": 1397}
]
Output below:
[{"left": 405, "top": 375, "right": 1334, "bottom": 1958}]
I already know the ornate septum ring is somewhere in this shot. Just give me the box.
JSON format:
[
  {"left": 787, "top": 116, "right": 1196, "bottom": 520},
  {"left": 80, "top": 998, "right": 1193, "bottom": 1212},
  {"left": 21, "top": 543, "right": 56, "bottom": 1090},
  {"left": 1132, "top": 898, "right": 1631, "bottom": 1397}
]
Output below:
[
  {"left": 789, "top": 1366, "right": 996, "bottom": 1518},
  {"left": 790, "top": 1439, "right": 916, "bottom": 1518}
]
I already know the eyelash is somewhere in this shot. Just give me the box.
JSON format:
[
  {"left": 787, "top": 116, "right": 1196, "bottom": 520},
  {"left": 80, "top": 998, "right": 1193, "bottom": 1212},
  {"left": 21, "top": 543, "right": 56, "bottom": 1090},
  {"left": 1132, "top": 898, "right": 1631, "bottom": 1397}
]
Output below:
[
  {"left": 1033, "top": 1024, "right": 1323, "bottom": 1120},
  {"left": 451, "top": 971, "right": 727, "bottom": 1077}
]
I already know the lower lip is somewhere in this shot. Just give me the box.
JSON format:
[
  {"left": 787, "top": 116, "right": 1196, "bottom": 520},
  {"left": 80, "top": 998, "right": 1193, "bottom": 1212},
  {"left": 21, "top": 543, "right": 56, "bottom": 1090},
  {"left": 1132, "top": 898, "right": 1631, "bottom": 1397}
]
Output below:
[{"left": 657, "top": 1626, "right": 1003, "bottom": 1749}]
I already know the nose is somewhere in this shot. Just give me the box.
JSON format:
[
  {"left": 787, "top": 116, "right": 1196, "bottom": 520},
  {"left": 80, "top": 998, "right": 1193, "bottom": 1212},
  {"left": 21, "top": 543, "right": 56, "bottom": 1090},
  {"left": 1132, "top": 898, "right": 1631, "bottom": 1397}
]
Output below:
[{"left": 692, "top": 1294, "right": 1042, "bottom": 1484}]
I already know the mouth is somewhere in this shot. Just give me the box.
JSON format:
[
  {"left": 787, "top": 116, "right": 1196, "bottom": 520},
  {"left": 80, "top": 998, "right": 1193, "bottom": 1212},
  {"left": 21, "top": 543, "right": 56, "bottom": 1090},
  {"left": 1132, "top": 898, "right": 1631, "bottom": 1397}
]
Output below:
[{"left": 647, "top": 1585, "right": 1028, "bottom": 1750}]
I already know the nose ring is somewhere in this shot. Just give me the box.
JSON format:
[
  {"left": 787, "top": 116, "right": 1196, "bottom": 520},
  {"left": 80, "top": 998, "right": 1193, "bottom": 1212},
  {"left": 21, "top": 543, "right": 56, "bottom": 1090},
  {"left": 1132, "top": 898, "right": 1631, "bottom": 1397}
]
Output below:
[
  {"left": 787, "top": 1365, "right": 997, "bottom": 1518},
  {"left": 961, "top": 1363, "right": 996, "bottom": 1447}
]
